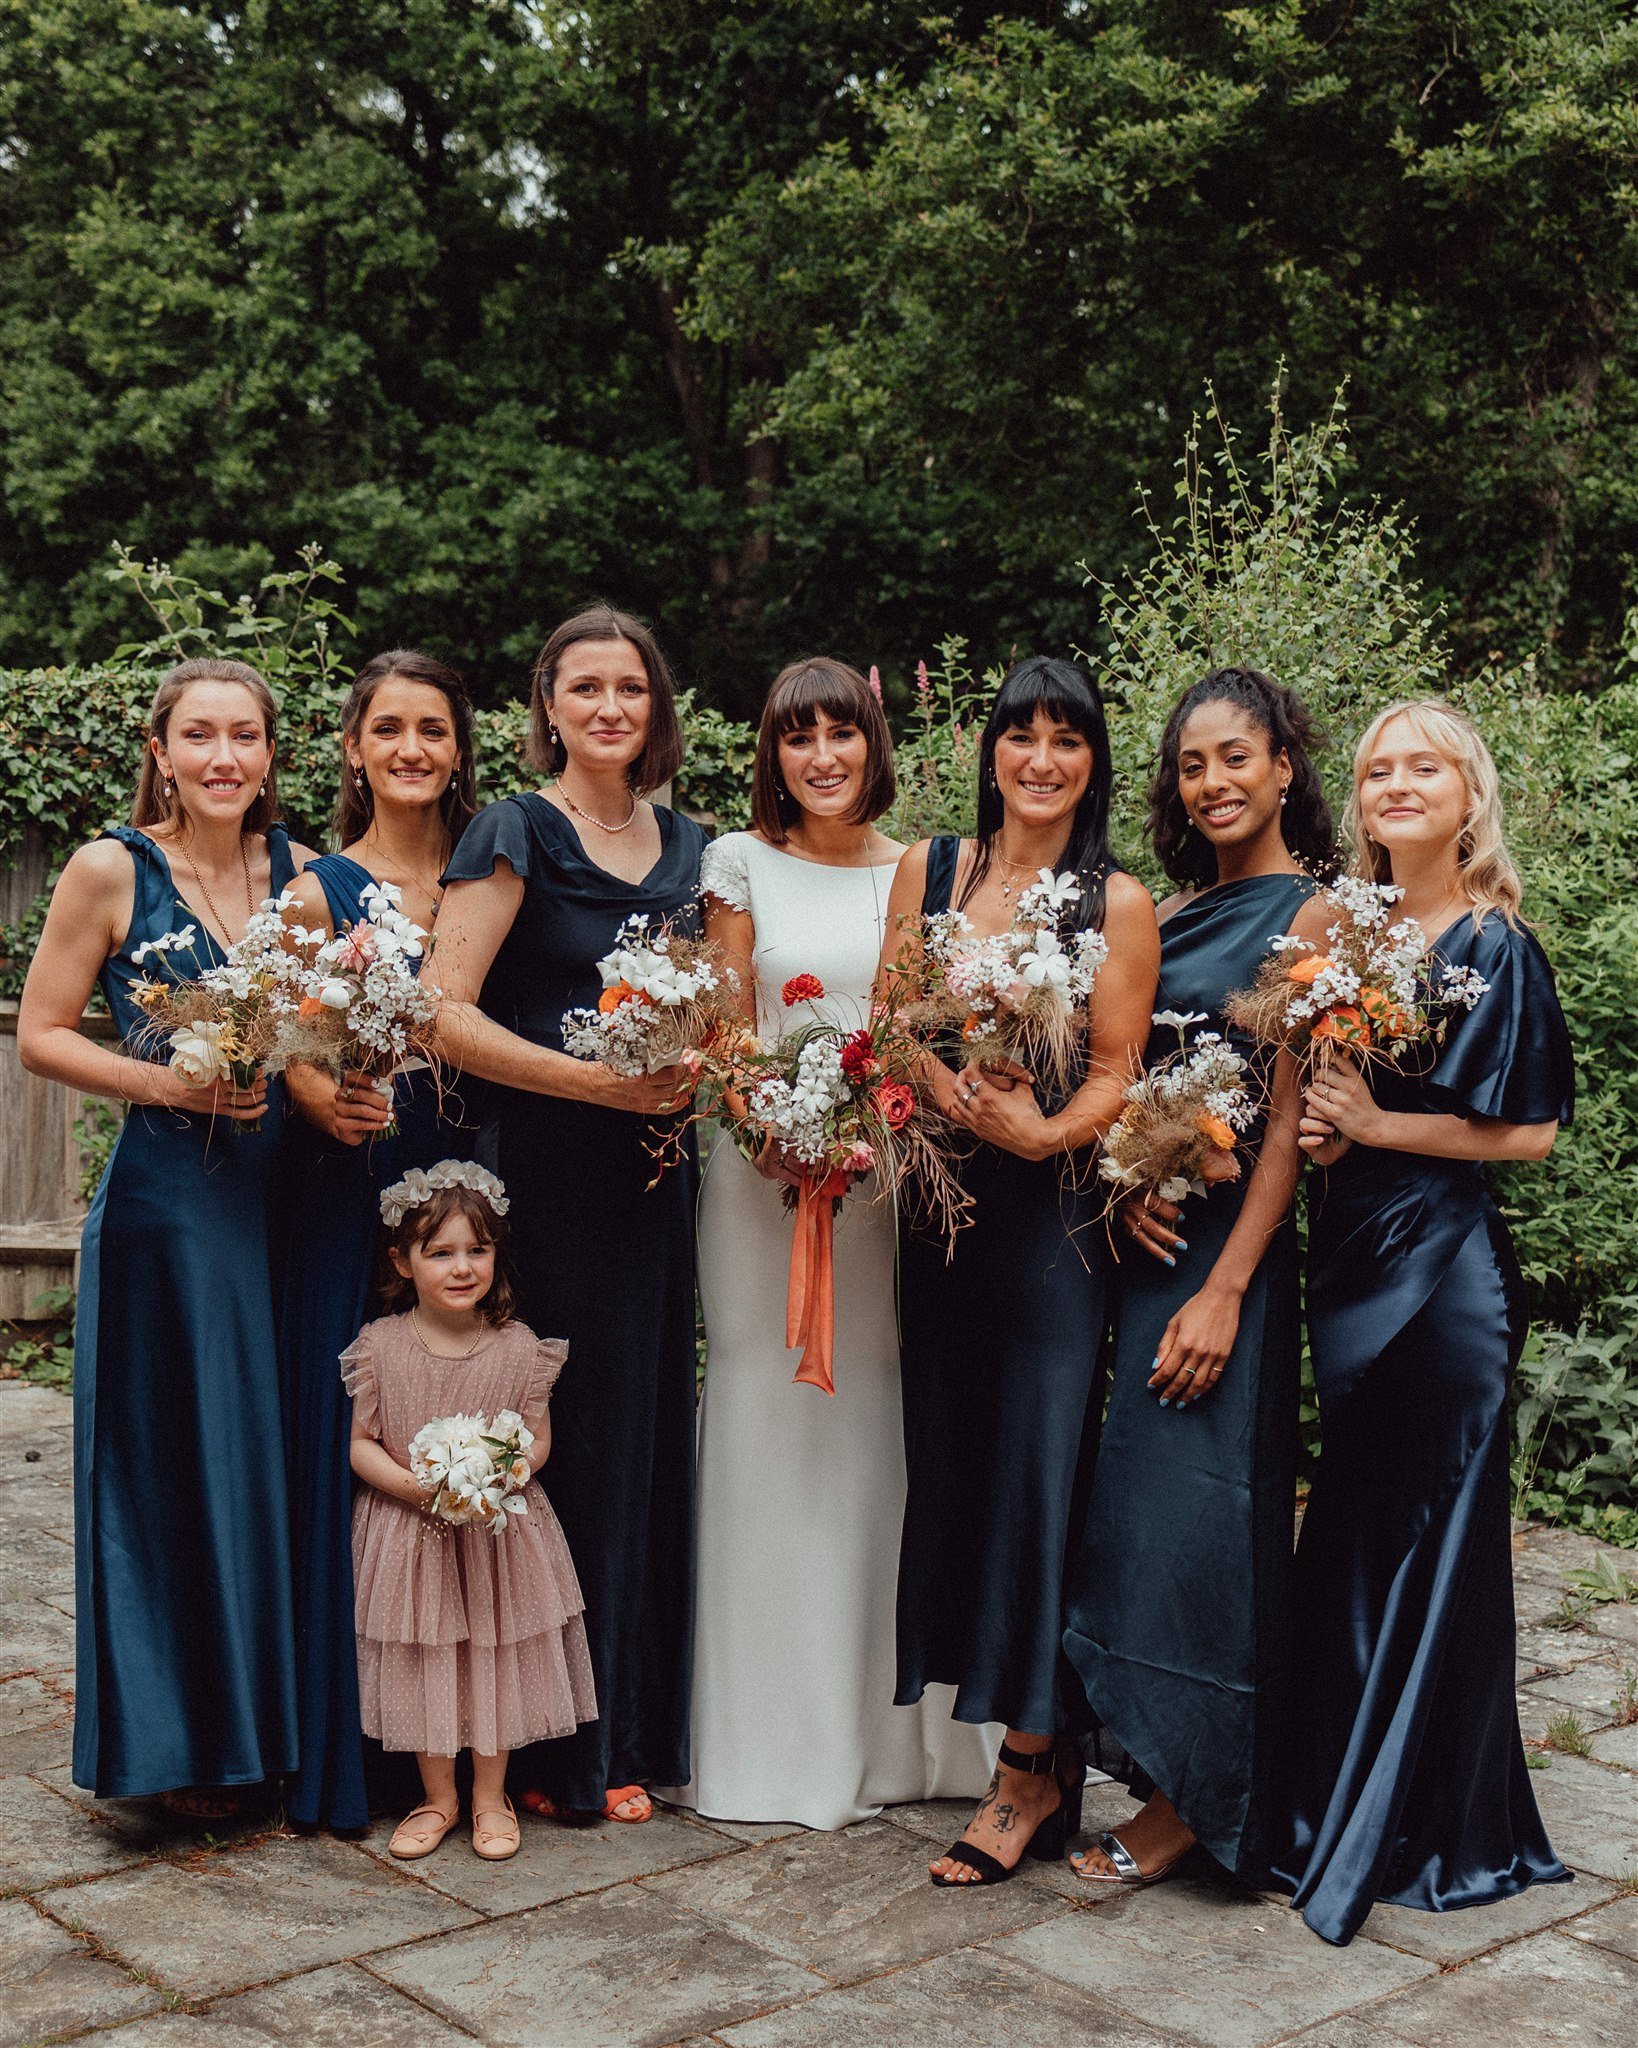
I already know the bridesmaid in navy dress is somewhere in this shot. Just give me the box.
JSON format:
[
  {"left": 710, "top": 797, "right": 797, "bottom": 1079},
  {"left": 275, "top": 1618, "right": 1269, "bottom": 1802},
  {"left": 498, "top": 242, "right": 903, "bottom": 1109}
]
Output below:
[
  {"left": 435, "top": 606, "right": 706, "bottom": 1824},
  {"left": 1064, "top": 667, "right": 1335, "bottom": 1889},
  {"left": 1273, "top": 700, "right": 1572, "bottom": 1946},
  {"left": 18, "top": 658, "right": 311, "bottom": 1816},
  {"left": 276, "top": 650, "right": 478, "bottom": 1834},
  {"left": 884, "top": 657, "right": 1160, "bottom": 1886}
]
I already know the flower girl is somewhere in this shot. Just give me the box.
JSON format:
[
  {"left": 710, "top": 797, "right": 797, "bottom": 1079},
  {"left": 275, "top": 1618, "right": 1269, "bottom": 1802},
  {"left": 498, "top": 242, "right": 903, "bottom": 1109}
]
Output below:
[{"left": 345, "top": 1160, "right": 597, "bottom": 1861}]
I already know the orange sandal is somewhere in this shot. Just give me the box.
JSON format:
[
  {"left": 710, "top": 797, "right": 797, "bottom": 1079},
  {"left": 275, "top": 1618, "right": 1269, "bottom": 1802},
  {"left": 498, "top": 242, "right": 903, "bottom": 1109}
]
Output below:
[{"left": 520, "top": 1784, "right": 652, "bottom": 1825}]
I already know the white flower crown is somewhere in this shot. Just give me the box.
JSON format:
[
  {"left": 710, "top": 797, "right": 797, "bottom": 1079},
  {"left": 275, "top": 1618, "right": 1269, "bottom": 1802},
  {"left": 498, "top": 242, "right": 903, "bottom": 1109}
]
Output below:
[{"left": 379, "top": 1160, "right": 510, "bottom": 1230}]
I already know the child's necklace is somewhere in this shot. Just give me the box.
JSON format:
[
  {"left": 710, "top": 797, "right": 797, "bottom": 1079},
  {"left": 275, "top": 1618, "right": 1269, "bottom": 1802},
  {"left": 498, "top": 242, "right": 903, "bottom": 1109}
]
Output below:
[{"left": 412, "top": 1307, "right": 484, "bottom": 1358}]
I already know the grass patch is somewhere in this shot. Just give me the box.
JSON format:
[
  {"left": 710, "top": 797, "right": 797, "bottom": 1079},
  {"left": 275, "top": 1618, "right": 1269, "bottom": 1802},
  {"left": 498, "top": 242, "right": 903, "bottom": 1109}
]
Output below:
[{"left": 1544, "top": 1711, "right": 1593, "bottom": 1758}]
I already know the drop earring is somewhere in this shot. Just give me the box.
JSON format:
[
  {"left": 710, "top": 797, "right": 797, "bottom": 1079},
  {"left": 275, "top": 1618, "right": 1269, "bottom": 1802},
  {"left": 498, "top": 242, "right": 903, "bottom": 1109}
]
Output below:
[
  {"left": 1280, "top": 788, "right": 1289, "bottom": 807},
  {"left": 352, "top": 767, "right": 364, "bottom": 790},
  {"left": 163, "top": 777, "right": 174, "bottom": 800}
]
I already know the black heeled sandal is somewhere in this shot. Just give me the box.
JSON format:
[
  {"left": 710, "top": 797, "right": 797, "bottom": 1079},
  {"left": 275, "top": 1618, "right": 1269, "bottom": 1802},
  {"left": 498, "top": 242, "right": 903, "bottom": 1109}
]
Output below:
[{"left": 929, "top": 1739, "right": 1085, "bottom": 1888}]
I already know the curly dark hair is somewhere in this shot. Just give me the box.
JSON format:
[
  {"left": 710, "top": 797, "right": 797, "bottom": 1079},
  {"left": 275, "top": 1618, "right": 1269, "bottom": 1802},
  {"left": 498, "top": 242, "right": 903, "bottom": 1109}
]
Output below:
[
  {"left": 1148, "top": 666, "right": 1338, "bottom": 888},
  {"left": 378, "top": 1184, "right": 517, "bottom": 1327}
]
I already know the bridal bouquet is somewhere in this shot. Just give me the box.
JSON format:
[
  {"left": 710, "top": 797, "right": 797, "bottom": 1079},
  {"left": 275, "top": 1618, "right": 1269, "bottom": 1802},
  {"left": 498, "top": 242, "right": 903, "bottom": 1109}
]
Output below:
[
  {"left": 129, "top": 891, "right": 316, "bottom": 1131},
  {"left": 561, "top": 914, "right": 742, "bottom": 1077},
  {"left": 277, "top": 882, "right": 438, "bottom": 1136},
  {"left": 1226, "top": 877, "right": 1488, "bottom": 1077},
  {"left": 407, "top": 1409, "right": 533, "bottom": 1537},
  {"left": 911, "top": 869, "right": 1107, "bottom": 1092},
  {"left": 736, "top": 973, "right": 968, "bottom": 1396},
  {"left": 1099, "top": 1014, "right": 1257, "bottom": 1208}
]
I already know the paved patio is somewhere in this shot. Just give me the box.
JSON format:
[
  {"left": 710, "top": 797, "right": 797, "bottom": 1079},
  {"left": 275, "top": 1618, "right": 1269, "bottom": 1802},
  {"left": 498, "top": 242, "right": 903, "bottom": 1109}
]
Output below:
[{"left": 3, "top": 1377, "right": 1636, "bottom": 2048}]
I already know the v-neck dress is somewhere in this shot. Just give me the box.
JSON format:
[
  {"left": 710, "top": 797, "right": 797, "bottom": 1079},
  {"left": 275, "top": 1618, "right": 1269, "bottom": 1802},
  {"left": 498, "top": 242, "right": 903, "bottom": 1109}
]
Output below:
[
  {"left": 71, "top": 825, "right": 299, "bottom": 1798},
  {"left": 442, "top": 792, "right": 707, "bottom": 1806}
]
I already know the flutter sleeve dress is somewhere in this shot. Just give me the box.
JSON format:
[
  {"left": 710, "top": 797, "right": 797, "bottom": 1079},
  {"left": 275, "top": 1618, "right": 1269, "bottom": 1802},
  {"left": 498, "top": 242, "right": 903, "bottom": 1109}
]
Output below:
[{"left": 345, "top": 1314, "right": 596, "bottom": 1759}]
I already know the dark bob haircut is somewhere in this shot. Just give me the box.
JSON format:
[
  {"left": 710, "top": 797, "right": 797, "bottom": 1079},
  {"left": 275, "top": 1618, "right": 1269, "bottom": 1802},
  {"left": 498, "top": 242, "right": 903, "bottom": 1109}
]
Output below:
[
  {"left": 750, "top": 657, "right": 896, "bottom": 843},
  {"left": 962, "top": 655, "right": 1118, "bottom": 929},
  {"left": 1148, "top": 665, "right": 1338, "bottom": 888},
  {"left": 378, "top": 1182, "right": 517, "bottom": 1329},
  {"left": 526, "top": 604, "right": 684, "bottom": 797},
  {"left": 333, "top": 648, "right": 479, "bottom": 852}
]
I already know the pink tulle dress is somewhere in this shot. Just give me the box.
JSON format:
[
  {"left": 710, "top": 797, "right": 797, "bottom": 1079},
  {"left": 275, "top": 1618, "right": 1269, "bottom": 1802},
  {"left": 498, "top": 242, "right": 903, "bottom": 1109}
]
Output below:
[{"left": 343, "top": 1314, "right": 597, "bottom": 1757}]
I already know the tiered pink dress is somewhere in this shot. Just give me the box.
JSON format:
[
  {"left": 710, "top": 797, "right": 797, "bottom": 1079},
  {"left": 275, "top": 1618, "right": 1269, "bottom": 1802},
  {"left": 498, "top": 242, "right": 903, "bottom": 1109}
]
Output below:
[{"left": 343, "top": 1315, "right": 597, "bottom": 1757}]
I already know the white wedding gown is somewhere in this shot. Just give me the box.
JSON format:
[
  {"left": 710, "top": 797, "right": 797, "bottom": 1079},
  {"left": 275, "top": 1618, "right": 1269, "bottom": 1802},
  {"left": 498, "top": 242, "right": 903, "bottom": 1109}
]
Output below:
[{"left": 663, "top": 833, "right": 999, "bottom": 1829}]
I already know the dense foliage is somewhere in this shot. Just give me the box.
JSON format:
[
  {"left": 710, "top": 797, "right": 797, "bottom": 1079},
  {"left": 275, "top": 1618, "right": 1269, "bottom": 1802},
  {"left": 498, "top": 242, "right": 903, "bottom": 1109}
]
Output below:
[{"left": 2, "top": 4, "right": 1636, "bottom": 710}]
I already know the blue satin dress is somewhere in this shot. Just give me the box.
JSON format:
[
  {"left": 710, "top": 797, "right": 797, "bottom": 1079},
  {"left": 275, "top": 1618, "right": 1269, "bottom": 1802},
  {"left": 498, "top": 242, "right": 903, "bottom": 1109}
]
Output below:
[
  {"left": 1063, "top": 871, "right": 1310, "bottom": 1880},
  {"left": 443, "top": 794, "right": 705, "bottom": 1806},
  {"left": 72, "top": 826, "right": 299, "bottom": 1798},
  {"left": 1271, "top": 913, "right": 1574, "bottom": 1945},
  {"left": 895, "top": 836, "right": 1109, "bottom": 1735},
  {"left": 277, "top": 854, "right": 457, "bottom": 1831}
]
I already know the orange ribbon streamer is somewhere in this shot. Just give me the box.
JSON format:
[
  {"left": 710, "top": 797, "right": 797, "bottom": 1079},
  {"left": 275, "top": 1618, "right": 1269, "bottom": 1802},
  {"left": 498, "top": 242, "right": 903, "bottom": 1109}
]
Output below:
[{"left": 786, "top": 1168, "right": 849, "bottom": 1395}]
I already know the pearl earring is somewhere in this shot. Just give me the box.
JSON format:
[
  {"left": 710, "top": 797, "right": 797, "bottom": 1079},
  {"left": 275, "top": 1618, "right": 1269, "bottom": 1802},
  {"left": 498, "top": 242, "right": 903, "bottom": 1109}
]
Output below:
[
  {"left": 353, "top": 767, "right": 364, "bottom": 789},
  {"left": 1280, "top": 789, "right": 1289, "bottom": 807},
  {"left": 163, "top": 777, "right": 174, "bottom": 800}
]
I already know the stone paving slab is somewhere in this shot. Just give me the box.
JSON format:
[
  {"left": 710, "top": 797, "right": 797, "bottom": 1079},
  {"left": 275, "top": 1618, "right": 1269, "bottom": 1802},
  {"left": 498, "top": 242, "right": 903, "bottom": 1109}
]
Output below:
[
  {"left": 1353, "top": 1872, "right": 1614, "bottom": 1963},
  {"left": 1525, "top": 1753, "right": 1638, "bottom": 1881},
  {"left": 1514, "top": 1623, "right": 1620, "bottom": 1674},
  {"left": 0, "top": 1771, "right": 150, "bottom": 1895},
  {"left": 1562, "top": 1892, "right": 1638, "bottom": 1963},
  {"left": 57, "top": 1832, "right": 480, "bottom": 1997},
  {"left": 0, "top": 1666, "right": 75, "bottom": 1775},
  {"left": 641, "top": 1815, "right": 1071, "bottom": 1985},
  {"left": 0, "top": 1594, "right": 76, "bottom": 1671},
  {"left": 717, "top": 1945, "right": 1191, "bottom": 2047},
  {"left": 1587, "top": 1720, "right": 1638, "bottom": 1768},
  {"left": 991, "top": 1874, "right": 1435, "bottom": 2048},
  {"left": 370, "top": 1880, "right": 825, "bottom": 2047},
  {"left": 80, "top": 1963, "right": 477, "bottom": 2043},
  {"left": 1518, "top": 1657, "right": 1633, "bottom": 1720},
  {"left": 0, "top": 1895, "right": 162, "bottom": 2046}
]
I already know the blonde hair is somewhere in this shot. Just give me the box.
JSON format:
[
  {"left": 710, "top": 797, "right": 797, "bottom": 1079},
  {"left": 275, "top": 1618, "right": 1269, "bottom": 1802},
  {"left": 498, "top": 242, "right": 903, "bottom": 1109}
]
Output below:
[
  {"left": 131, "top": 657, "right": 280, "bottom": 837},
  {"left": 1345, "top": 698, "right": 1523, "bottom": 927}
]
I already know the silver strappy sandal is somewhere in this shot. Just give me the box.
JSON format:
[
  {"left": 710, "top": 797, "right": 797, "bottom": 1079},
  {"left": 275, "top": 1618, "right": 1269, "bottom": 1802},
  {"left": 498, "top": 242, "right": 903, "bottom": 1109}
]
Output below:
[{"left": 1070, "top": 1829, "right": 1191, "bottom": 1886}]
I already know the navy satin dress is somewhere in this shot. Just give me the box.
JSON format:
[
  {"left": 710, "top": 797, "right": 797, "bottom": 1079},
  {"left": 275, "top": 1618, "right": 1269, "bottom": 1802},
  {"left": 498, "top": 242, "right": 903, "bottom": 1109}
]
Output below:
[
  {"left": 443, "top": 794, "right": 705, "bottom": 1805},
  {"left": 1272, "top": 913, "right": 1574, "bottom": 1945},
  {"left": 277, "top": 854, "right": 456, "bottom": 1831},
  {"left": 72, "top": 826, "right": 299, "bottom": 1798},
  {"left": 895, "top": 836, "right": 1109, "bottom": 1735},
  {"left": 1063, "top": 871, "right": 1310, "bottom": 1880}
]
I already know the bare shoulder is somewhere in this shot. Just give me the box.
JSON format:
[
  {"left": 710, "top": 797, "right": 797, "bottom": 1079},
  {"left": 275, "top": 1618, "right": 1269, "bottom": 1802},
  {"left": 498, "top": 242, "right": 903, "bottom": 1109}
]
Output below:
[
  {"left": 1105, "top": 870, "right": 1159, "bottom": 920},
  {"left": 1286, "top": 888, "right": 1335, "bottom": 942},
  {"left": 283, "top": 865, "right": 334, "bottom": 922},
  {"left": 285, "top": 838, "right": 320, "bottom": 871},
  {"left": 57, "top": 836, "right": 135, "bottom": 899},
  {"left": 1153, "top": 884, "right": 1194, "bottom": 924}
]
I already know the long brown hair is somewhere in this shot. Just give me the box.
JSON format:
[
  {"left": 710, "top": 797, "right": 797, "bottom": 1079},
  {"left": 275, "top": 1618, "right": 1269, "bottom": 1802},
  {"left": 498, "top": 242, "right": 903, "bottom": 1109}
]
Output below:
[
  {"left": 750, "top": 657, "right": 896, "bottom": 843},
  {"left": 378, "top": 1184, "right": 517, "bottom": 1327},
  {"left": 526, "top": 604, "right": 684, "bottom": 795},
  {"left": 130, "top": 657, "right": 280, "bottom": 837},
  {"left": 332, "top": 649, "right": 478, "bottom": 851}
]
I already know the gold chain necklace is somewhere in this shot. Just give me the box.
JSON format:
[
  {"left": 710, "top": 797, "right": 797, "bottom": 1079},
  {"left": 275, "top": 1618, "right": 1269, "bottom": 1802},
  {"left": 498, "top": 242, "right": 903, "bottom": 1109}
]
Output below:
[
  {"left": 557, "top": 782, "right": 639, "bottom": 833},
  {"left": 177, "top": 837, "right": 253, "bottom": 945},
  {"left": 995, "top": 847, "right": 1040, "bottom": 903}
]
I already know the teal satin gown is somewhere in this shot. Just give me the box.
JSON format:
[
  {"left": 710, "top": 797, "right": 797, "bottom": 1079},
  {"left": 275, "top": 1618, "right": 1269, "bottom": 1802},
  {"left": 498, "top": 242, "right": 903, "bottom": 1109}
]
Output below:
[
  {"left": 1063, "top": 871, "right": 1311, "bottom": 1880},
  {"left": 72, "top": 826, "right": 299, "bottom": 1798},
  {"left": 1271, "top": 913, "right": 1574, "bottom": 1944},
  {"left": 895, "top": 835, "right": 1109, "bottom": 1735}
]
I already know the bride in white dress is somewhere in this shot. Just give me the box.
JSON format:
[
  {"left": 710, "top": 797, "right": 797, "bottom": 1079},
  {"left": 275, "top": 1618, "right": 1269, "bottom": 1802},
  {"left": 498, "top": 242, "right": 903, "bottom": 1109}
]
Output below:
[{"left": 665, "top": 659, "right": 998, "bottom": 1829}]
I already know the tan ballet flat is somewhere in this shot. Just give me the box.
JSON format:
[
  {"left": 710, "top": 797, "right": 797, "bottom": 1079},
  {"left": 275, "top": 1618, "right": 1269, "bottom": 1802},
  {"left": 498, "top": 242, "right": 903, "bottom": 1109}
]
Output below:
[
  {"left": 389, "top": 1802, "right": 459, "bottom": 1859},
  {"left": 471, "top": 1798, "right": 521, "bottom": 1861}
]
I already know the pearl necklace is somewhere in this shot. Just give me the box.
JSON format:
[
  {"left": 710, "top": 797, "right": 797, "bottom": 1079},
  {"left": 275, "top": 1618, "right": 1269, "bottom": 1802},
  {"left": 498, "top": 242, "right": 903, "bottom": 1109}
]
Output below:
[
  {"left": 412, "top": 1308, "right": 485, "bottom": 1358},
  {"left": 557, "top": 783, "right": 639, "bottom": 833}
]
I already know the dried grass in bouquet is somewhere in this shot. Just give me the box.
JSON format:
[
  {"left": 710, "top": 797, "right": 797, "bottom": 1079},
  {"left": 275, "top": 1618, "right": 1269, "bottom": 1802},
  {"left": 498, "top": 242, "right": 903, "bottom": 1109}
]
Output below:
[
  {"left": 1099, "top": 1013, "right": 1257, "bottom": 1213},
  {"left": 561, "top": 912, "right": 742, "bottom": 1077},
  {"left": 910, "top": 868, "right": 1107, "bottom": 1094},
  {"left": 1225, "top": 876, "right": 1488, "bottom": 1079},
  {"left": 127, "top": 891, "right": 316, "bottom": 1132}
]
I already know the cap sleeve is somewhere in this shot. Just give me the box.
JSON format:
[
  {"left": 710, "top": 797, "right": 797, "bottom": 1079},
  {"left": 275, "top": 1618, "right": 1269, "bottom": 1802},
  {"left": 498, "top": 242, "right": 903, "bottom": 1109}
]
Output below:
[
  {"left": 339, "top": 1323, "right": 381, "bottom": 1436},
  {"left": 700, "top": 833, "right": 753, "bottom": 914},
  {"left": 1426, "top": 919, "right": 1574, "bottom": 1127},
  {"left": 442, "top": 796, "right": 533, "bottom": 888}
]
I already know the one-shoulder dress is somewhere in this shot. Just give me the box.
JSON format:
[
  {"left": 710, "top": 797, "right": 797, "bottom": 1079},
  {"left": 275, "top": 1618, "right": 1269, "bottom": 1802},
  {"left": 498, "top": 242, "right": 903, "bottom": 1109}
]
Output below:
[
  {"left": 277, "top": 852, "right": 458, "bottom": 1831},
  {"left": 895, "top": 834, "right": 1110, "bottom": 1736},
  {"left": 1271, "top": 913, "right": 1575, "bottom": 1945},
  {"left": 442, "top": 793, "right": 706, "bottom": 1806},
  {"left": 72, "top": 825, "right": 299, "bottom": 1798},
  {"left": 1063, "top": 871, "right": 1311, "bottom": 1880}
]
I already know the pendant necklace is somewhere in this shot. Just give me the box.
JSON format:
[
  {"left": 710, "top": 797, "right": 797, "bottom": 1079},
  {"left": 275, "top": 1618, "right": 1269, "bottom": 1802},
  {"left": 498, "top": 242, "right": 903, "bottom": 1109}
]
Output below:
[
  {"left": 995, "top": 849, "right": 1037, "bottom": 903},
  {"left": 558, "top": 783, "right": 639, "bottom": 833},
  {"left": 177, "top": 837, "right": 253, "bottom": 946}
]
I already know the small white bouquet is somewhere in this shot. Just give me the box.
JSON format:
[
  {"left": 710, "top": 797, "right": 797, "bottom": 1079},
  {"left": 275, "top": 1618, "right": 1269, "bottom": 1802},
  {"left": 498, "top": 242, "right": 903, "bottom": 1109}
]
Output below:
[
  {"left": 1100, "top": 1013, "right": 1258, "bottom": 1206},
  {"left": 913, "top": 869, "right": 1108, "bottom": 1092},
  {"left": 278, "top": 882, "right": 439, "bottom": 1134},
  {"left": 561, "top": 912, "right": 741, "bottom": 1076},
  {"left": 407, "top": 1408, "right": 533, "bottom": 1537}
]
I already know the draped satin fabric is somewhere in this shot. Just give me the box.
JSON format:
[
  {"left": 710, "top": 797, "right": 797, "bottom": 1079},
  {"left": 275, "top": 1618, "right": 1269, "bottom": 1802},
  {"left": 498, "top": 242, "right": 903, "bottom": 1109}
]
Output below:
[
  {"left": 442, "top": 795, "right": 705, "bottom": 1809},
  {"left": 1062, "top": 871, "right": 1310, "bottom": 1880},
  {"left": 73, "top": 827, "right": 299, "bottom": 1798},
  {"left": 895, "top": 835, "right": 1110, "bottom": 1735},
  {"left": 276, "top": 853, "right": 457, "bottom": 1832},
  {"left": 1272, "top": 912, "right": 1575, "bottom": 1945}
]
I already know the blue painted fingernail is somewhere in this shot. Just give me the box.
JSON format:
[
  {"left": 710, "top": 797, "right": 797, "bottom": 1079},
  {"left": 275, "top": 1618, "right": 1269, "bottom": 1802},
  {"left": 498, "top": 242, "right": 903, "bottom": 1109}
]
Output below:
[
  {"left": 1150, "top": 1357, "right": 1160, "bottom": 1370},
  {"left": 1163, "top": 1254, "right": 1176, "bottom": 1267},
  {"left": 1174, "top": 1239, "right": 1189, "bottom": 1252},
  {"left": 1158, "top": 1397, "right": 1170, "bottom": 1407}
]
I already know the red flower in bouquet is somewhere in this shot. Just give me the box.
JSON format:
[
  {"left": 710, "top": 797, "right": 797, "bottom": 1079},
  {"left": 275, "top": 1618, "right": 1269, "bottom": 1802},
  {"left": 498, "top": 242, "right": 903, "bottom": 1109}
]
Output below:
[
  {"left": 782, "top": 973, "right": 825, "bottom": 1006},
  {"left": 839, "top": 1028, "right": 880, "bottom": 1084},
  {"left": 872, "top": 1079, "right": 915, "bottom": 1130}
]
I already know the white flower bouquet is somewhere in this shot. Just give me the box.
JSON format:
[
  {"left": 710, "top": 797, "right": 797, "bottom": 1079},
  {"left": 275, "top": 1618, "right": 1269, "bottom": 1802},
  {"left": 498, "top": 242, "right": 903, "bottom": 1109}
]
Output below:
[
  {"left": 1099, "top": 1013, "right": 1257, "bottom": 1207},
  {"left": 277, "top": 882, "right": 439, "bottom": 1134},
  {"left": 560, "top": 913, "right": 741, "bottom": 1077},
  {"left": 1226, "top": 877, "right": 1488, "bottom": 1077},
  {"left": 407, "top": 1408, "right": 533, "bottom": 1537},
  {"left": 911, "top": 869, "right": 1108, "bottom": 1093},
  {"left": 128, "top": 891, "right": 317, "bottom": 1130}
]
